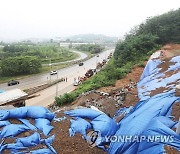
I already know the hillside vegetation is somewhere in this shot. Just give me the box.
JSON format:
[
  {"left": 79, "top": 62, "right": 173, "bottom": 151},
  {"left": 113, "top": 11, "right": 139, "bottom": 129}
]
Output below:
[
  {"left": 1, "top": 44, "right": 77, "bottom": 64},
  {"left": 75, "top": 44, "right": 104, "bottom": 54},
  {"left": 55, "top": 9, "right": 180, "bottom": 106}
]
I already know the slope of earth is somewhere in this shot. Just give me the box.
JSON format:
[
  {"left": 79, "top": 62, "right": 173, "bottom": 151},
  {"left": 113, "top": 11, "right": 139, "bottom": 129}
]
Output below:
[
  {"left": 1, "top": 44, "right": 179, "bottom": 154},
  {"left": 51, "top": 44, "right": 179, "bottom": 153}
]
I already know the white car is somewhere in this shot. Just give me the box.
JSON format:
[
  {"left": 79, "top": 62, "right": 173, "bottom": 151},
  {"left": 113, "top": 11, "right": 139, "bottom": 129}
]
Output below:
[
  {"left": 50, "top": 70, "right": 57, "bottom": 75},
  {"left": 73, "top": 80, "right": 81, "bottom": 86}
]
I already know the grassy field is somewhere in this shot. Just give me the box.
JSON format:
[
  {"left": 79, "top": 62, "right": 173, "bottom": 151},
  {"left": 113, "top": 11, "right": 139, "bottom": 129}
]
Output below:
[{"left": 41, "top": 50, "right": 79, "bottom": 64}]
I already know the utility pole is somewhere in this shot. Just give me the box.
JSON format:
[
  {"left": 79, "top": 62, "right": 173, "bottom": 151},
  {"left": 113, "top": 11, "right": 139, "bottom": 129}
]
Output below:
[
  {"left": 56, "top": 72, "right": 58, "bottom": 97},
  {"left": 49, "top": 58, "right": 52, "bottom": 82}
]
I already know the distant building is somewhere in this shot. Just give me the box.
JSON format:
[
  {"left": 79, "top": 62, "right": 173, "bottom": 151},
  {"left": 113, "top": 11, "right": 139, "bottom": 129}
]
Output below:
[{"left": 59, "top": 42, "right": 95, "bottom": 48}]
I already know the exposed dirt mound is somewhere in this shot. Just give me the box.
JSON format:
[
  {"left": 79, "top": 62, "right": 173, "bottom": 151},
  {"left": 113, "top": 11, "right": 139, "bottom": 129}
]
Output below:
[{"left": 51, "top": 112, "right": 105, "bottom": 154}]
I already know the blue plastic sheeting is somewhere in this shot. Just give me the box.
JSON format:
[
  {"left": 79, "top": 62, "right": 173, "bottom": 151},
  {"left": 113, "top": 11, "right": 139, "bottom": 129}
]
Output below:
[
  {"left": 35, "top": 118, "right": 54, "bottom": 136},
  {"left": 0, "top": 106, "right": 55, "bottom": 121},
  {"left": 138, "top": 116, "right": 180, "bottom": 153},
  {"left": 113, "top": 106, "right": 133, "bottom": 120},
  {"left": 65, "top": 108, "right": 118, "bottom": 140},
  {"left": 16, "top": 149, "right": 54, "bottom": 154},
  {"left": 69, "top": 117, "right": 92, "bottom": 138},
  {"left": 168, "top": 56, "right": 180, "bottom": 71},
  {"left": 139, "top": 59, "right": 162, "bottom": 81},
  {"left": 1, "top": 132, "right": 56, "bottom": 153},
  {"left": 138, "top": 56, "right": 180, "bottom": 100},
  {"left": 65, "top": 56, "right": 180, "bottom": 153},
  {"left": 0, "top": 120, "right": 10, "bottom": 127},
  {"left": 65, "top": 108, "right": 103, "bottom": 119},
  {"left": 0, "top": 107, "right": 56, "bottom": 153},
  {"left": 0, "top": 124, "right": 30, "bottom": 138},
  {"left": 108, "top": 93, "right": 179, "bottom": 153},
  {"left": 31, "top": 149, "right": 55, "bottom": 154},
  {"left": 12, "top": 132, "right": 42, "bottom": 147},
  {"left": 19, "top": 119, "right": 37, "bottom": 130},
  {"left": 91, "top": 114, "right": 118, "bottom": 137}
]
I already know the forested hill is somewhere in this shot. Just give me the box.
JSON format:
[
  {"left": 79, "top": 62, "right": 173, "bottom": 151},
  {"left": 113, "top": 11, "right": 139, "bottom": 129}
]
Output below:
[
  {"left": 68, "top": 34, "right": 118, "bottom": 43},
  {"left": 114, "top": 8, "right": 180, "bottom": 67}
]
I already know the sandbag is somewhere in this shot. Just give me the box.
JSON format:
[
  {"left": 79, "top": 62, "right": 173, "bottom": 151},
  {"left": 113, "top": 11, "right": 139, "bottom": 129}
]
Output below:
[
  {"left": 31, "top": 149, "right": 55, "bottom": 154},
  {"left": 4, "top": 132, "right": 56, "bottom": 153},
  {"left": 66, "top": 108, "right": 118, "bottom": 145},
  {"left": 19, "top": 119, "right": 37, "bottom": 130},
  {"left": 0, "top": 107, "right": 54, "bottom": 121},
  {"left": 69, "top": 117, "right": 92, "bottom": 137},
  {"left": 35, "top": 118, "right": 54, "bottom": 136},
  {"left": 64, "top": 108, "right": 103, "bottom": 120},
  {"left": 0, "top": 120, "right": 10, "bottom": 127},
  {"left": 91, "top": 114, "right": 118, "bottom": 137},
  {"left": 0, "top": 124, "right": 30, "bottom": 138}
]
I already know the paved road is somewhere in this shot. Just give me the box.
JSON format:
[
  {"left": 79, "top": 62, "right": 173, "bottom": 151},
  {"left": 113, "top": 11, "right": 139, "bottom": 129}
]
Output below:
[
  {"left": 0, "top": 50, "right": 87, "bottom": 91},
  {"left": 25, "top": 49, "right": 114, "bottom": 107},
  {"left": 0, "top": 49, "right": 113, "bottom": 107}
]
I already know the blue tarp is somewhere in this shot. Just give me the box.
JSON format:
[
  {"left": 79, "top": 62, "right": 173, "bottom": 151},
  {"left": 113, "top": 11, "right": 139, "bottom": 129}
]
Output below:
[
  {"left": 0, "top": 106, "right": 55, "bottom": 121},
  {"left": 0, "top": 124, "right": 30, "bottom": 138},
  {"left": 66, "top": 55, "right": 180, "bottom": 153},
  {"left": 35, "top": 118, "right": 54, "bottom": 136},
  {"left": 138, "top": 56, "right": 180, "bottom": 101},
  {"left": 108, "top": 93, "right": 179, "bottom": 154},
  {"left": 0, "top": 107, "right": 56, "bottom": 153},
  {"left": 65, "top": 109, "right": 118, "bottom": 137},
  {"left": 2, "top": 132, "right": 56, "bottom": 153},
  {"left": 69, "top": 117, "right": 92, "bottom": 138}
]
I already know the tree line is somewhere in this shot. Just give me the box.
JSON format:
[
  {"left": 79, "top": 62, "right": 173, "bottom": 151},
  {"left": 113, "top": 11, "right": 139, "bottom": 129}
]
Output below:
[
  {"left": 75, "top": 44, "right": 104, "bottom": 54},
  {"left": 1, "top": 56, "right": 41, "bottom": 76},
  {"left": 114, "top": 9, "right": 180, "bottom": 67},
  {"left": 0, "top": 44, "right": 75, "bottom": 76}
]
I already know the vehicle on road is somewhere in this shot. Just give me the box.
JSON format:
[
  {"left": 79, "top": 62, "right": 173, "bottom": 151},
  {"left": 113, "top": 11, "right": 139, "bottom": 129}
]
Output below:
[
  {"left": 79, "top": 62, "right": 84, "bottom": 66},
  {"left": 85, "top": 69, "right": 94, "bottom": 78},
  {"left": 50, "top": 70, "right": 58, "bottom": 75},
  {"left": 8, "top": 80, "right": 19, "bottom": 86},
  {"left": 73, "top": 80, "right": 81, "bottom": 86},
  {"left": 79, "top": 76, "right": 87, "bottom": 82},
  {"left": 102, "top": 59, "right": 107, "bottom": 65}
]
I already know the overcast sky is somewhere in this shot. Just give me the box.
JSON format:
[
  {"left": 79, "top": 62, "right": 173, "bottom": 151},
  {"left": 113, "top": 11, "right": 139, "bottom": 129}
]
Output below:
[{"left": 0, "top": 0, "right": 179, "bottom": 41}]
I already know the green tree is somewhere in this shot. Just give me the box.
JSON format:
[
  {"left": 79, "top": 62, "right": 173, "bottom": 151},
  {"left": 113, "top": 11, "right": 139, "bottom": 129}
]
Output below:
[
  {"left": 137, "top": 9, "right": 180, "bottom": 44},
  {"left": 1, "top": 56, "right": 42, "bottom": 76}
]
